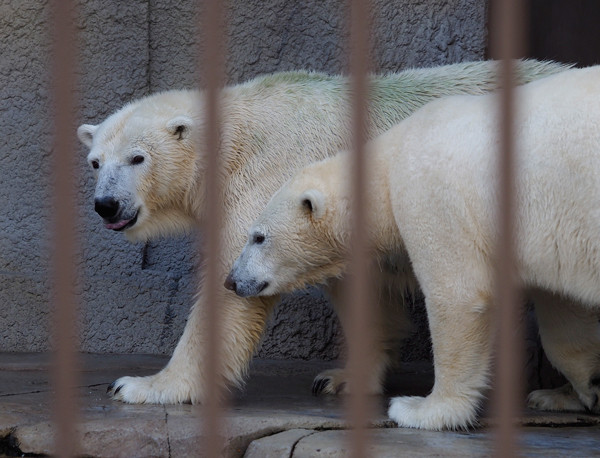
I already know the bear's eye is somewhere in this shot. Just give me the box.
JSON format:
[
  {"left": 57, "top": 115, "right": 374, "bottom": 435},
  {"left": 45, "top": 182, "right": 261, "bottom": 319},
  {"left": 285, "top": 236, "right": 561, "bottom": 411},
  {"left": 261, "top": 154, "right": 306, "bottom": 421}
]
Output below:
[
  {"left": 131, "top": 155, "right": 145, "bottom": 165},
  {"left": 252, "top": 233, "right": 265, "bottom": 245},
  {"left": 91, "top": 160, "right": 99, "bottom": 169}
]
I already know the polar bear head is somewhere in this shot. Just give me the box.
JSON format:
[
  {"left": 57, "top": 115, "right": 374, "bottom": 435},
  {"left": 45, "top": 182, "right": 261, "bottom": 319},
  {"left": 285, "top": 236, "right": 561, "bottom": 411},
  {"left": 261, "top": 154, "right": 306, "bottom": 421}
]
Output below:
[
  {"left": 225, "top": 154, "right": 351, "bottom": 297},
  {"left": 78, "top": 90, "right": 201, "bottom": 241}
]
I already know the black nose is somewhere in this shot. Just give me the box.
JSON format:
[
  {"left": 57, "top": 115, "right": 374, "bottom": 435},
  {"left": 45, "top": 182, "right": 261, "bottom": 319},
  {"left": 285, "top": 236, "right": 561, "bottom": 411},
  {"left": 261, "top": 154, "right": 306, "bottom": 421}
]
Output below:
[
  {"left": 224, "top": 272, "right": 236, "bottom": 292},
  {"left": 95, "top": 197, "right": 120, "bottom": 219}
]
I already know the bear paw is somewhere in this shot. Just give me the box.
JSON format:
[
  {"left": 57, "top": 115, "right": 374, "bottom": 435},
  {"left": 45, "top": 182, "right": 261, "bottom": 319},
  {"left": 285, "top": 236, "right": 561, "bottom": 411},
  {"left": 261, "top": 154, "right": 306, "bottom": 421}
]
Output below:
[
  {"left": 388, "top": 394, "right": 479, "bottom": 431},
  {"left": 527, "top": 382, "right": 599, "bottom": 413},
  {"left": 312, "top": 368, "right": 383, "bottom": 396},
  {"left": 312, "top": 369, "right": 349, "bottom": 395},
  {"left": 107, "top": 373, "right": 197, "bottom": 404}
]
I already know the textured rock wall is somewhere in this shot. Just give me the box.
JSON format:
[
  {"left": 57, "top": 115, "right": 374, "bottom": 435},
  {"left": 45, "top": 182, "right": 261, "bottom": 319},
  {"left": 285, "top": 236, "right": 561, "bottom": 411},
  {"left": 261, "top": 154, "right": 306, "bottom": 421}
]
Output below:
[{"left": 0, "top": 0, "right": 488, "bottom": 358}]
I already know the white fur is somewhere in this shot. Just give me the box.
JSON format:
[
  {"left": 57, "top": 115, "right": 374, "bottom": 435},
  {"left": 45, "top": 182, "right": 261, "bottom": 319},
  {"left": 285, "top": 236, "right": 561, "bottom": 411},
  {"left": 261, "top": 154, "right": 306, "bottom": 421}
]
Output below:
[
  {"left": 78, "top": 61, "right": 570, "bottom": 405},
  {"left": 230, "top": 66, "right": 600, "bottom": 430}
]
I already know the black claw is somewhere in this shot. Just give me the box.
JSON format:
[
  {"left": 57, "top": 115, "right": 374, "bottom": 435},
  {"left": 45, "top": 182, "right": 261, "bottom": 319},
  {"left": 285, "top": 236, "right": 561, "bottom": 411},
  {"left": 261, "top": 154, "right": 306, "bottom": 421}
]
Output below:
[
  {"left": 311, "top": 380, "right": 319, "bottom": 395},
  {"left": 312, "top": 377, "right": 330, "bottom": 396},
  {"left": 107, "top": 382, "right": 115, "bottom": 394},
  {"left": 335, "top": 382, "right": 347, "bottom": 395},
  {"left": 311, "top": 379, "right": 320, "bottom": 395},
  {"left": 581, "top": 387, "right": 599, "bottom": 413},
  {"left": 114, "top": 384, "right": 123, "bottom": 395},
  {"left": 317, "top": 379, "right": 326, "bottom": 394}
]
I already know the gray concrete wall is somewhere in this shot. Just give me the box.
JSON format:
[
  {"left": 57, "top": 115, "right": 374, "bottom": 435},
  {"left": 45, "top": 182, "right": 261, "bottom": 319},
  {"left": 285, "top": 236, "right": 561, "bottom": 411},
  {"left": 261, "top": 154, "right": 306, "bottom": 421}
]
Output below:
[{"left": 0, "top": 0, "right": 488, "bottom": 358}]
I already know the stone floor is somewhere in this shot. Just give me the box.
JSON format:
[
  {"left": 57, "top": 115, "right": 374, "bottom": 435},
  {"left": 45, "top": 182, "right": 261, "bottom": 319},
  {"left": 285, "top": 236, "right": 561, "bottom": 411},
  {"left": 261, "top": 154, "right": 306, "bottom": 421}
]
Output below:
[{"left": 1, "top": 353, "right": 599, "bottom": 457}]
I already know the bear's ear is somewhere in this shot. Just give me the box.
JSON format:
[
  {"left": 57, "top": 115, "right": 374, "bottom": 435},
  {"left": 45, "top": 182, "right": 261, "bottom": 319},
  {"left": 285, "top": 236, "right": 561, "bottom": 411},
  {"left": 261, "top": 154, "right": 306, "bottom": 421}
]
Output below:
[
  {"left": 299, "top": 189, "right": 326, "bottom": 220},
  {"left": 77, "top": 124, "right": 98, "bottom": 148},
  {"left": 166, "top": 115, "right": 193, "bottom": 141}
]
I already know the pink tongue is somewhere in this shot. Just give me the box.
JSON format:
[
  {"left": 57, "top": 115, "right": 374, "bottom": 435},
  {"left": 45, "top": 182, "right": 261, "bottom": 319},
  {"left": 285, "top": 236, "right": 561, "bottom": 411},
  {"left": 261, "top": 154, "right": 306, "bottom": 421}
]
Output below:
[{"left": 105, "top": 219, "right": 131, "bottom": 230}]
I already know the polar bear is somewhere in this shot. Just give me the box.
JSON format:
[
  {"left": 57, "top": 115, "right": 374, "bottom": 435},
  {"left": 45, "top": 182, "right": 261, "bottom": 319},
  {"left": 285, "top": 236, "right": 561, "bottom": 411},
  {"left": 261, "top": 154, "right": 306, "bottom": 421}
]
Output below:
[
  {"left": 77, "top": 60, "right": 570, "bottom": 405},
  {"left": 227, "top": 66, "right": 600, "bottom": 430}
]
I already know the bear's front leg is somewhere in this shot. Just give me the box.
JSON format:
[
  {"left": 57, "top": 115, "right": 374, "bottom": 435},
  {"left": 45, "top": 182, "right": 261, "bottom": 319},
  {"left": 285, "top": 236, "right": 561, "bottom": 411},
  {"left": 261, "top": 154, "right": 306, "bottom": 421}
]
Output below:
[
  {"left": 388, "top": 291, "right": 493, "bottom": 430},
  {"left": 107, "top": 287, "right": 276, "bottom": 404}
]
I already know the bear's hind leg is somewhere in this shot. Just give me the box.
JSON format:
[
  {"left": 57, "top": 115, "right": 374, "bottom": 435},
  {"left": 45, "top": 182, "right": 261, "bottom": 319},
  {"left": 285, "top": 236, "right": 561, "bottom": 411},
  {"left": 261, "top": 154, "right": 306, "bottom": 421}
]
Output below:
[
  {"left": 388, "top": 289, "right": 493, "bottom": 430},
  {"left": 526, "top": 383, "right": 589, "bottom": 412},
  {"left": 314, "top": 272, "right": 413, "bottom": 396},
  {"left": 528, "top": 291, "right": 600, "bottom": 413}
]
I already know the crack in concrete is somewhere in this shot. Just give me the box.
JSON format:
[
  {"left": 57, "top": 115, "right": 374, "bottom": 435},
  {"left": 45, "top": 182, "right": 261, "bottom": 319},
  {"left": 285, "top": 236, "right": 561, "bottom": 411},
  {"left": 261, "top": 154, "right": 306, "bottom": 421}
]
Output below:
[
  {"left": 164, "top": 406, "right": 172, "bottom": 458},
  {"left": 288, "top": 430, "right": 319, "bottom": 458},
  {"left": 238, "top": 428, "right": 287, "bottom": 456},
  {"left": 0, "top": 382, "right": 111, "bottom": 398},
  {"left": 0, "top": 389, "right": 47, "bottom": 398},
  {"left": 243, "top": 428, "right": 325, "bottom": 457},
  {"left": 522, "top": 419, "right": 600, "bottom": 427}
]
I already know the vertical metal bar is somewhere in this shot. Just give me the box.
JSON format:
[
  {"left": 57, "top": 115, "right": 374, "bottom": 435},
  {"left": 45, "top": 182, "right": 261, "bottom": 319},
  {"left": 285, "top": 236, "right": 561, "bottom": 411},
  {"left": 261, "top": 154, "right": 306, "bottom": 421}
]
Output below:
[
  {"left": 347, "top": 0, "right": 373, "bottom": 456},
  {"left": 50, "top": 1, "right": 79, "bottom": 457},
  {"left": 201, "top": 0, "right": 226, "bottom": 456},
  {"left": 491, "top": 0, "right": 525, "bottom": 456}
]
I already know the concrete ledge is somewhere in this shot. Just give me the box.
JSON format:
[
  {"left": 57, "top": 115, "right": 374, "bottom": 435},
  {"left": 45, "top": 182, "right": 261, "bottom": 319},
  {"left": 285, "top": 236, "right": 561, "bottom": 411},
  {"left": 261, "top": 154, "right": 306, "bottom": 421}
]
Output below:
[
  {"left": 0, "top": 354, "right": 598, "bottom": 457},
  {"left": 244, "top": 429, "right": 316, "bottom": 458}
]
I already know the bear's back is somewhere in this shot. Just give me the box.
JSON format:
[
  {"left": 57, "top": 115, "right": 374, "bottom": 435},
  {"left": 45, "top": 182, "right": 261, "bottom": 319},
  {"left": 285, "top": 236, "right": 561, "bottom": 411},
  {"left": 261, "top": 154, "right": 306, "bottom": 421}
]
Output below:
[{"left": 386, "top": 65, "right": 600, "bottom": 303}]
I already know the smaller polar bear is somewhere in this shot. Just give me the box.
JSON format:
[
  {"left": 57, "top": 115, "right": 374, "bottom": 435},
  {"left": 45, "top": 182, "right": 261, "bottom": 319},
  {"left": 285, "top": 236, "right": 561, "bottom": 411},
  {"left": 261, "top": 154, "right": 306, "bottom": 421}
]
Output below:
[{"left": 226, "top": 66, "right": 600, "bottom": 430}]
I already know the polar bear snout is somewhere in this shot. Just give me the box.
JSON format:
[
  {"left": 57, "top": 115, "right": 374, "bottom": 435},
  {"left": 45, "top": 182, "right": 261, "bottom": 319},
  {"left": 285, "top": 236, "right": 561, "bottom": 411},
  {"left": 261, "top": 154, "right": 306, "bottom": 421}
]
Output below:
[
  {"left": 95, "top": 196, "right": 120, "bottom": 219},
  {"left": 223, "top": 272, "right": 236, "bottom": 292},
  {"left": 94, "top": 196, "right": 139, "bottom": 232},
  {"left": 224, "top": 270, "right": 269, "bottom": 297}
]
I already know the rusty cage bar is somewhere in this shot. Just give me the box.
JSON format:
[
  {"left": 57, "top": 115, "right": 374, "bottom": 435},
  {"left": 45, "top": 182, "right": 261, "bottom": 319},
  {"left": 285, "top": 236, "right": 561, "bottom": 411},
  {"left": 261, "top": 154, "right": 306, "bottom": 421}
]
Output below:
[
  {"left": 201, "top": 0, "right": 227, "bottom": 456},
  {"left": 51, "top": 0, "right": 80, "bottom": 456},
  {"left": 346, "top": 0, "right": 375, "bottom": 456},
  {"left": 491, "top": 0, "right": 524, "bottom": 456}
]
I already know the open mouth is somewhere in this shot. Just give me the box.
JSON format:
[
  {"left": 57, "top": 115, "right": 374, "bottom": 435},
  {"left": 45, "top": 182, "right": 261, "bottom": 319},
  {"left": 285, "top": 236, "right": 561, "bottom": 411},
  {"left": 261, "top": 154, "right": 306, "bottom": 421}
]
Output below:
[
  {"left": 257, "top": 281, "right": 269, "bottom": 295},
  {"left": 104, "top": 210, "right": 139, "bottom": 231}
]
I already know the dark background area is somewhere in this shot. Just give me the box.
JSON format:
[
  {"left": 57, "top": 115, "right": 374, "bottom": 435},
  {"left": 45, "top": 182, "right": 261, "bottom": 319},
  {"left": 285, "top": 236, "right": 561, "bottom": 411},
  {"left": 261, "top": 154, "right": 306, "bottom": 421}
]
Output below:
[
  {"left": 528, "top": 0, "right": 600, "bottom": 67},
  {"left": 486, "top": 0, "right": 600, "bottom": 391}
]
